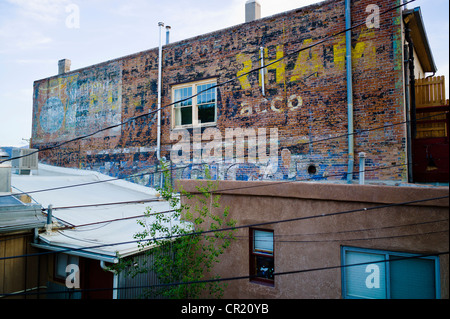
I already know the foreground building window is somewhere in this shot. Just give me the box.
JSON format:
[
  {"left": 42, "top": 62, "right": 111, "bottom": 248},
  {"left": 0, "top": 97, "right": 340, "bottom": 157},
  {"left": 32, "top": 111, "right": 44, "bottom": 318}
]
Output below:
[
  {"left": 250, "top": 228, "right": 274, "bottom": 285},
  {"left": 341, "top": 246, "right": 440, "bottom": 299},
  {"left": 172, "top": 79, "right": 217, "bottom": 128}
]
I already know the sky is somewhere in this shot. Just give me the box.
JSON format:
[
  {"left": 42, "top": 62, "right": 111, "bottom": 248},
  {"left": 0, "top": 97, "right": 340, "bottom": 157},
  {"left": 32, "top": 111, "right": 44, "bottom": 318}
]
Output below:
[{"left": 0, "top": 0, "right": 448, "bottom": 148}]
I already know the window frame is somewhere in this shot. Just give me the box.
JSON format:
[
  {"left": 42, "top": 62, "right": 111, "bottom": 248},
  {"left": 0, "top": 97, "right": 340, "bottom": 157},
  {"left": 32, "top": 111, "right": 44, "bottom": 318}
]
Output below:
[
  {"left": 54, "top": 253, "right": 79, "bottom": 282},
  {"left": 171, "top": 79, "right": 217, "bottom": 129},
  {"left": 249, "top": 228, "right": 275, "bottom": 286},
  {"left": 341, "top": 246, "right": 441, "bottom": 299}
]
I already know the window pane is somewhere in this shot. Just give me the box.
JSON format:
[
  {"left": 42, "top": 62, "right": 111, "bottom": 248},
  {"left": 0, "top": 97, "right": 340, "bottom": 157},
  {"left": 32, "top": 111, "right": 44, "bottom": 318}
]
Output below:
[
  {"left": 56, "top": 254, "right": 69, "bottom": 278},
  {"left": 344, "top": 251, "right": 387, "bottom": 299},
  {"left": 254, "top": 230, "right": 273, "bottom": 255},
  {"left": 55, "top": 254, "right": 79, "bottom": 279},
  {"left": 254, "top": 255, "right": 274, "bottom": 280},
  {"left": 175, "top": 106, "right": 192, "bottom": 126},
  {"left": 389, "top": 256, "right": 436, "bottom": 299},
  {"left": 174, "top": 87, "right": 192, "bottom": 107},
  {"left": 198, "top": 103, "right": 215, "bottom": 124},
  {"left": 197, "top": 83, "right": 216, "bottom": 104}
]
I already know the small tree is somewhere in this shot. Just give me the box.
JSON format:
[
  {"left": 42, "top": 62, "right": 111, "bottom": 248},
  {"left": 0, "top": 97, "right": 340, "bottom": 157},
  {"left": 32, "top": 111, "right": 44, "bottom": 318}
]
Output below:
[{"left": 132, "top": 162, "right": 236, "bottom": 299}]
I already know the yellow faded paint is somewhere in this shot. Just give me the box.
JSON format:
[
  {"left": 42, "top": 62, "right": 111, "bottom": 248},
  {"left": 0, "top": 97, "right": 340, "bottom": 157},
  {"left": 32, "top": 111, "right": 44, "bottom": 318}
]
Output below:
[
  {"left": 235, "top": 29, "right": 376, "bottom": 89},
  {"left": 333, "top": 27, "right": 376, "bottom": 70},
  {"left": 260, "top": 45, "right": 285, "bottom": 85},
  {"left": 236, "top": 53, "right": 252, "bottom": 90},
  {"left": 290, "top": 39, "right": 322, "bottom": 82}
]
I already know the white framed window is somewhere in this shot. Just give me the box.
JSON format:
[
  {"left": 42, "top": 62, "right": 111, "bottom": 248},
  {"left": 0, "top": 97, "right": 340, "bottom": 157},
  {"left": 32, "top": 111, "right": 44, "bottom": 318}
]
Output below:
[
  {"left": 55, "top": 253, "right": 79, "bottom": 280},
  {"left": 250, "top": 228, "right": 274, "bottom": 285},
  {"left": 172, "top": 79, "right": 217, "bottom": 128},
  {"left": 341, "top": 246, "right": 441, "bottom": 299}
]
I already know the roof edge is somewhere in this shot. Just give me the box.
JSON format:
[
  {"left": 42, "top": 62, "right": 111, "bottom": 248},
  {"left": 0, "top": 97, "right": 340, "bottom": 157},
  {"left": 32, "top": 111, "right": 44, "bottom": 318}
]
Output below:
[{"left": 403, "top": 7, "right": 437, "bottom": 73}]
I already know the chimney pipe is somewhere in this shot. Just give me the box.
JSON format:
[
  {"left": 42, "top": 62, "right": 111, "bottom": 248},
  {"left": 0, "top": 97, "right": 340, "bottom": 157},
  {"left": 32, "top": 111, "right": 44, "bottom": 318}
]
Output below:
[
  {"left": 166, "top": 26, "right": 171, "bottom": 45},
  {"left": 46, "top": 204, "right": 53, "bottom": 233},
  {"left": 245, "top": 0, "right": 261, "bottom": 23},
  {"left": 58, "top": 59, "right": 71, "bottom": 75}
]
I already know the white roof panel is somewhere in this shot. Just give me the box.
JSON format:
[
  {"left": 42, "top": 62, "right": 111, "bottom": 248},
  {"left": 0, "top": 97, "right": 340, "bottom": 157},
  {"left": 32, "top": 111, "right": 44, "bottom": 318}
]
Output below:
[{"left": 11, "top": 164, "right": 183, "bottom": 260}]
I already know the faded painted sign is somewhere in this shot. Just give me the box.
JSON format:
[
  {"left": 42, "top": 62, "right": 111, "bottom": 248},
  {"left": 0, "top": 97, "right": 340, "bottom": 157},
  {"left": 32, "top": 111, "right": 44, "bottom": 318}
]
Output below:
[
  {"left": 235, "top": 27, "right": 377, "bottom": 90},
  {"left": 33, "top": 62, "right": 122, "bottom": 143}
]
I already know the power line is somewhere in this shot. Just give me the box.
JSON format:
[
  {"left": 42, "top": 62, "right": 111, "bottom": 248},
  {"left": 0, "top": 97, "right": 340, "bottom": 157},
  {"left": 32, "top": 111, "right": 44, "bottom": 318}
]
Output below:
[
  {"left": 0, "top": 0, "right": 418, "bottom": 166},
  {"left": 3, "top": 107, "right": 446, "bottom": 201},
  {"left": 1, "top": 250, "right": 447, "bottom": 298},
  {"left": 18, "top": 161, "right": 410, "bottom": 221},
  {"left": 211, "top": 218, "right": 450, "bottom": 241},
  {"left": 0, "top": 161, "right": 440, "bottom": 234},
  {"left": 47, "top": 198, "right": 164, "bottom": 211},
  {"left": 1, "top": 193, "right": 447, "bottom": 261},
  {"left": 277, "top": 229, "right": 449, "bottom": 243}
]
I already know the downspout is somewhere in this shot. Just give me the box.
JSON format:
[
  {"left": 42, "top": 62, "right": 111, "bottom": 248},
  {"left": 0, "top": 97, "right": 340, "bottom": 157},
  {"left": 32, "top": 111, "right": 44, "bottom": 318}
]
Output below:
[
  {"left": 157, "top": 22, "right": 164, "bottom": 162},
  {"left": 260, "top": 47, "right": 265, "bottom": 96},
  {"left": 403, "top": 41, "right": 413, "bottom": 183},
  {"left": 157, "top": 22, "right": 164, "bottom": 188},
  {"left": 405, "top": 26, "right": 416, "bottom": 140},
  {"left": 404, "top": 24, "right": 416, "bottom": 182},
  {"left": 100, "top": 260, "right": 118, "bottom": 299},
  {"left": 345, "top": 0, "right": 354, "bottom": 183},
  {"left": 45, "top": 204, "right": 53, "bottom": 234}
]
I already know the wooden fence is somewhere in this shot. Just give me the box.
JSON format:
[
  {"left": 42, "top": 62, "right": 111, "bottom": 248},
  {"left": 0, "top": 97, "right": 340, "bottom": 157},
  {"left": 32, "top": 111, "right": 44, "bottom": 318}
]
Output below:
[
  {"left": 415, "top": 76, "right": 448, "bottom": 108},
  {"left": 415, "top": 76, "right": 449, "bottom": 139}
]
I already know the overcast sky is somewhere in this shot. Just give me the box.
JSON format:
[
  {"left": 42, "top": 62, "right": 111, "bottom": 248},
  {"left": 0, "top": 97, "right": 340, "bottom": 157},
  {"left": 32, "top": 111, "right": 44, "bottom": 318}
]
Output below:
[{"left": 0, "top": 0, "right": 448, "bottom": 147}]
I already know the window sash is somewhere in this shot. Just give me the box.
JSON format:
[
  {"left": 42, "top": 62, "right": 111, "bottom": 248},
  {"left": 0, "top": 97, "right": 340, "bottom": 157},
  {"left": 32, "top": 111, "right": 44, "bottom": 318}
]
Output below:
[
  {"left": 55, "top": 254, "right": 79, "bottom": 280},
  {"left": 253, "top": 229, "right": 274, "bottom": 255},
  {"left": 172, "top": 80, "right": 216, "bottom": 128},
  {"left": 250, "top": 229, "right": 274, "bottom": 285},
  {"left": 341, "top": 247, "right": 440, "bottom": 299}
]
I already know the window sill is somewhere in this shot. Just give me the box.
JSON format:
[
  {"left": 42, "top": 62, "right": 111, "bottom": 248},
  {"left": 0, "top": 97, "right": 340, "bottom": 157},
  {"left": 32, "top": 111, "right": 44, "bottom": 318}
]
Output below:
[
  {"left": 171, "top": 122, "right": 217, "bottom": 131},
  {"left": 250, "top": 278, "right": 275, "bottom": 288}
]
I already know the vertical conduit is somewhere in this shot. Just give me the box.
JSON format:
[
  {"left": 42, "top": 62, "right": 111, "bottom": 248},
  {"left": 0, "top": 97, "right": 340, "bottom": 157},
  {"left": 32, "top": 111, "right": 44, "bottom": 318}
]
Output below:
[
  {"left": 260, "top": 47, "right": 265, "bottom": 96},
  {"left": 157, "top": 22, "right": 164, "bottom": 162},
  {"left": 345, "top": 0, "right": 354, "bottom": 183}
]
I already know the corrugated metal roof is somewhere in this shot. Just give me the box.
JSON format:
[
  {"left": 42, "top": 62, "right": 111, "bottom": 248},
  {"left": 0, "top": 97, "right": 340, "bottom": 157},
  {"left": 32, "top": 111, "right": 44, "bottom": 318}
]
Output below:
[
  {"left": 11, "top": 164, "right": 185, "bottom": 261},
  {"left": 0, "top": 193, "right": 46, "bottom": 233}
]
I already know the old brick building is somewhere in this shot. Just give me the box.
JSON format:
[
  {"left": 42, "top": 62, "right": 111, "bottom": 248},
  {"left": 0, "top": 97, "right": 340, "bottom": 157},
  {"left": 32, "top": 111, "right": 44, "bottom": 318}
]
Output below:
[{"left": 31, "top": 0, "right": 442, "bottom": 186}]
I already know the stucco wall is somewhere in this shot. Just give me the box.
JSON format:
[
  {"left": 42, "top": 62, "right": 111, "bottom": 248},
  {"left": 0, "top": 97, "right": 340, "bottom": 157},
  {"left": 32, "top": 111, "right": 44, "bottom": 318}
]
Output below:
[{"left": 178, "top": 179, "right": 449, "bottom": 298}]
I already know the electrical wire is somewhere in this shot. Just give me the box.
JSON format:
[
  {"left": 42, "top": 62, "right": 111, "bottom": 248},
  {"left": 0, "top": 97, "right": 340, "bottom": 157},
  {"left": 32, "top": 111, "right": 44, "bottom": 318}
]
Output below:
[
  {"left": 1, "top": 250, "right": 447, "bottom": 298},
  {"left": 36, "top": 161, "right": 407, "bottom": 213},
  {"left": 1, "top": 193, "right": 447, "bottom": 261},
  {"left": 2, "top": 0, "right": 447, "bottom": 299},
  {"left": 0, "top": 160, "right": 443, "bottom": 235},
  {"left": 208, "top": 218, "right": 450, "bottom": 241},
  {"left": 2, "top": 107, "right": 446, "bottom": 201},
  {"left": 0, "top": 0, "right": 418, "bottom": 166}
]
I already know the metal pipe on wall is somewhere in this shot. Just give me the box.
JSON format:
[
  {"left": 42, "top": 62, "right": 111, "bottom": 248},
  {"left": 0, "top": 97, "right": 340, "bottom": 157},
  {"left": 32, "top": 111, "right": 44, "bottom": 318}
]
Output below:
[
  {"left": 166, "top": 25, "right": 171, "bottom": 45},
  {"left": 157, "top": 22, "right": 164, "bottom": 162},
  {"left": 260, "top": 47, "right": 265, "bottom": 96},
  {"left": 345, "top": 0, "right": 354, "bottom": 183}
]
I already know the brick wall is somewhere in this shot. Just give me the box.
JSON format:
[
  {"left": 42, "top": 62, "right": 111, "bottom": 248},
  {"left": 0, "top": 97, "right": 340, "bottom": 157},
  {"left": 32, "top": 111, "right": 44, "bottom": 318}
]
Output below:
[{"left": 32, "top": 0, "right": 407, "bottom": 186}]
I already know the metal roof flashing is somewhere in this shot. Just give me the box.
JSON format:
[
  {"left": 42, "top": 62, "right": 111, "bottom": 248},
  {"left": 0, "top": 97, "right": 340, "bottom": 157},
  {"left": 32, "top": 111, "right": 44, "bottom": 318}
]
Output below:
[
  {"left": 403, "top": 7, "right": 437, "bottom": 73},
  {"left": 0, "top": 194, "right": 45, "bottom": 234}
]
